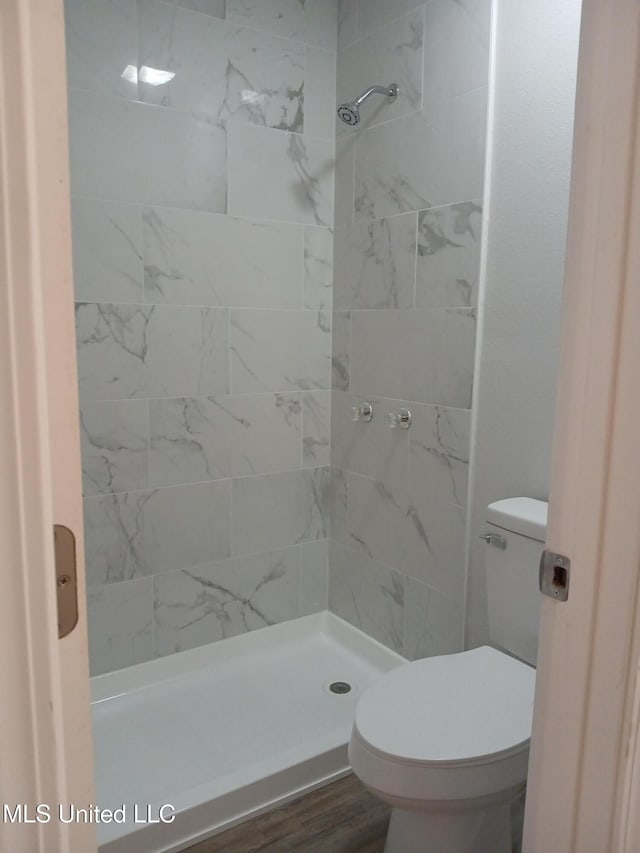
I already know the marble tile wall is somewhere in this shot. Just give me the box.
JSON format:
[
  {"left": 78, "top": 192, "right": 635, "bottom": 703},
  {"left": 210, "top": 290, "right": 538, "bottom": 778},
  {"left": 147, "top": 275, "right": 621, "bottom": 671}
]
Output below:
[
  {"left": 68, "top": 0, "right": 490, "bottom": 674},
  {"left": 65, "top": 0, "right": 336, "bottom": 675},
  {"left": 329, "top": 0, "right": 490, "bottom": 658}
]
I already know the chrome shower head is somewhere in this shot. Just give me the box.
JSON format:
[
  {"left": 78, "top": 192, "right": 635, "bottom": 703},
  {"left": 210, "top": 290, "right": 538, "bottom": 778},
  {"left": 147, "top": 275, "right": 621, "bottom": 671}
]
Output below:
[
  {"left": 337, "top": 84, "right": 398, "bottom": 127},
  {"left": 337, "top": 102, "right": 360, "bottom": 126}
]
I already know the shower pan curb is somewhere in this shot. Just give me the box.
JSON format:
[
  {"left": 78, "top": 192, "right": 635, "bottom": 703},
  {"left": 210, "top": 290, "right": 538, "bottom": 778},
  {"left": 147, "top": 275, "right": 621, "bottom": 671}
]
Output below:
[{"left": 92, "top": 612, "right": 405, "bottom": 853}]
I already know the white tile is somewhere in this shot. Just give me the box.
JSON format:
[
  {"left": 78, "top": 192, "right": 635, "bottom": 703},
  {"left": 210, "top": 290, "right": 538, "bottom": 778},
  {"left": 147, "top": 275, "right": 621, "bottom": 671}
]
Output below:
[
  {"left": 83, "top": 480, "right": 232, "bottom": 585},
  {"left": 65, "top": 0, "right": 138, "bottom": 99},
  {"left": 303, "top": 390, "right": 331, "bottom": 467},
  {"left": 87, "top": 578, "right": 153, "bottom": 675},
  {"left": 153, "top": 547, "right": 300, "bottom": 655},
  {"left": 350, "top": 308, "right": 476, "bottom": 407},
  {"left": 227, "top": 123, "right": 334, "bottom": 225},
  {"left": 304, "top": 46, "right": 337, "bottom": 140},
  {"left": 334, "top": 133, "right": 356, "bottom": 227},
  {"left": 331, "top": 391, "right": 409, "bottom": 493},
  {"left": 232, "top": 468, "right": 329, "bottom": 556},
  {"left": 337, "top": 0, "right": 358, "bottom": 50},
  {"left": 300, "top": 540, "right": 329, "bottom": 615},
  {"left": 354, "top": 109, "right": 438, "bottom": 220},
  {"left": 226, "top": 0, "right": 337, "bottom": 50},
  {"left": 80, "top": 400, "right": 149, "bottom": 496},
  {"left": 138, "top": 1, "right": 304, "bottom": 132},
  {"left": 422, "top": 0, "right": 491, "bottom": 115},
  {"left": 356, "top": 0, "right": 424, "bottom": 38},
  {"left": 403, "top": 576, "right": 463, "bottom": 660},
  {"left": 354, "top": 90, "right": 487, "bottom": 221},
  {"left": 329, "top": 540, "right": 404, "bottom": 654},
  {"left": 76, "top": 303, "right": 229, "bottom": 400},
  {"left": 230, "top": 309, "right": 331, "bottom": 393},
  {"left": 416, "top": 201, "right": 482, "bottom": 308},
  {"left": 409, "top": 404, "right": 471, "bottom": 507},
  {"left": 445, "top": 87, "right": 488, "bottom": 206},
  {"left": 304, "top": 226, "right": 333, "bottom": 311},
  {"left": 226, "top": 549, "right": 300, "bottom": 627},
  {"left": 143, "top": 207, "right": 304, "bottom": 308},
  {"left": 334, "top": 213, "right": 417, "bottom": 309},
  {"left": 328, "top": 466, "right": 348, "bottom": 543},
  {"left": 149, "top": 394, "right": 302, "bottom": 486},
  {"left": 161, "top": 0, "right": 225, "bottom": 19},
  {"left": 68, "top": 90, "right": 227, "bottom": 212},
  {"left": 347, "top": 472, "right": 466, "bottom": 599},
  {"left": 331, "top": 311, "right": 351, "bottom": 392},
  {"left": 71, "top": 199, "right": 143, "bottom": 303},
  {"left": 337, "top": 8, "right": 423, "bottom": 131}
]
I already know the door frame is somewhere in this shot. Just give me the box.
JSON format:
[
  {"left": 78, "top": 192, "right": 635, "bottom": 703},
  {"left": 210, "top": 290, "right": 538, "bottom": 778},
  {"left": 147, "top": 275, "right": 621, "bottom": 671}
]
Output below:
[
  {"left": 522, "top": 0, "right": 640, "bottom": 849},
  {"left": 3, "top": 0, "right": 640, "bottom": 851},
  {"left": 0, "top": 1, "right": 96, "bottom": 852}
]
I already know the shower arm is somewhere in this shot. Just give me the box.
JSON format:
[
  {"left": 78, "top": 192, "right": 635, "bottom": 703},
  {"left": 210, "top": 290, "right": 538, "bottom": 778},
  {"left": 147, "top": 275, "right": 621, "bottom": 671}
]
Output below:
[{"left": 353, "top": 85, "right": 397, "bottom": 106}]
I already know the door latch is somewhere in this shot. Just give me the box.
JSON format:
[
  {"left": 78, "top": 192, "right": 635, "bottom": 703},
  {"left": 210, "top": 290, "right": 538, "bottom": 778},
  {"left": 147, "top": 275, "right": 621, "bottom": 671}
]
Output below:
[
  {"left": 54, "top": 525, "right": 79, "bottom": 638},
  {"left": 539, "top": 549, "right": 570, "bottom": 602}
]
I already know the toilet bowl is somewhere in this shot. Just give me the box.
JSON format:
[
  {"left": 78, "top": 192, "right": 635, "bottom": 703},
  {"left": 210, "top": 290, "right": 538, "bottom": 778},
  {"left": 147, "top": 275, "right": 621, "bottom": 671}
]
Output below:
[
  {"left": 349, "top": 646, "right": 535, "bottom": 853},
  {"left": 349, "top": 497, "right": 547, "bottom": 853}
]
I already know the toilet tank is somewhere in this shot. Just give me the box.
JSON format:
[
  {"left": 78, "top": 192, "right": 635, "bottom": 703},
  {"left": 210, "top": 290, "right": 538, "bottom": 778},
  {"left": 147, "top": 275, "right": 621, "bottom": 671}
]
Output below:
[{"left": 485, "top": 497, "right": 548, "bottom": 666}]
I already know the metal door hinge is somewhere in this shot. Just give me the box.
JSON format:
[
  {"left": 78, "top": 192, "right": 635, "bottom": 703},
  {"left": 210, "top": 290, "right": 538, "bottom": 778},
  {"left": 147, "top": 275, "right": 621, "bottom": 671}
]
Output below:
[
  {"left": 54, "top": 525, "right": 79, "bottom": 638},
  {"left": 539, "top": 549, "right": 570, "bottom": 602}
]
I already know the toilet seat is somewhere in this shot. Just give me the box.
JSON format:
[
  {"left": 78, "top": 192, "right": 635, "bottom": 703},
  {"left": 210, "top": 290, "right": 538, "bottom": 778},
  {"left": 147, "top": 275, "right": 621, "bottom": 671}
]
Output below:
[{"left": 349, "top": 646, "right": 536, "bottom": 803}]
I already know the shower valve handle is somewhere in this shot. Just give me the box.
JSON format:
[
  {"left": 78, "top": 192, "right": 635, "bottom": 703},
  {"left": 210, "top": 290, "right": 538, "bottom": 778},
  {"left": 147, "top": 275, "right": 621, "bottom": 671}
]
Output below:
[
  {"left": 387, "top": 409, "right": 411, "bottom": 429},
  {"left": 352, "top": 402, "right": 373, "bottom": 423}
]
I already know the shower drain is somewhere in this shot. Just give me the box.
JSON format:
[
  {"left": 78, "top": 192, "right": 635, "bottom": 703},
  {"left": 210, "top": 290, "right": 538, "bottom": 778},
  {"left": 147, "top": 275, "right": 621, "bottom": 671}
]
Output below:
[{"left": 329, "top": 681, "right": 352, "bottom": 694}]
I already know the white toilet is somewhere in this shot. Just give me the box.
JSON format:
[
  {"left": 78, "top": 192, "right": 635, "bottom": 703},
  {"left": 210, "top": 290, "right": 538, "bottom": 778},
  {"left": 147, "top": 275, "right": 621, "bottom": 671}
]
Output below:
[{"left": 349, "top": 497, "right": 547, "bottom": 853}]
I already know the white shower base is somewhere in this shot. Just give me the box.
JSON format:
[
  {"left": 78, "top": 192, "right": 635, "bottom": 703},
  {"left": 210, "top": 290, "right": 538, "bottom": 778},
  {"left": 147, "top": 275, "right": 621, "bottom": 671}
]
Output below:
[{"left": 91, "top": 612, "right": 404, "bottom": 853}]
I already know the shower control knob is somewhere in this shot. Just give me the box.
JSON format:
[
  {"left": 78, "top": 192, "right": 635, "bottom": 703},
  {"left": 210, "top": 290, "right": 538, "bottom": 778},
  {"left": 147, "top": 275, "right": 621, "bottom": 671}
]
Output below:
[
  {"left": 387, "top": 408, "right": 411, "bottom": 429},
  {"left": 352, "top": 402, "right": 373, "bottom": 423}
]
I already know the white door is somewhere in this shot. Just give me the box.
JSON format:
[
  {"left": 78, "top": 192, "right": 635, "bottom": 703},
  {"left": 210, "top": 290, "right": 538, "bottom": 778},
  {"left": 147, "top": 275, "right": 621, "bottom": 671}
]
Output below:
[
  {"left": 523, "top": 0, "right": 640, "bottom": 849},
  {"left": 0, "top": 2, "right": 96, "bottom": 852}
]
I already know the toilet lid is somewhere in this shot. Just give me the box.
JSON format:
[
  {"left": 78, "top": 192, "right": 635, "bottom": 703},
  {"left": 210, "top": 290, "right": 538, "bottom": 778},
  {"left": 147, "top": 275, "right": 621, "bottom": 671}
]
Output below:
[{"left": 355, "top": 646, "right": 536, "bottom": 764}]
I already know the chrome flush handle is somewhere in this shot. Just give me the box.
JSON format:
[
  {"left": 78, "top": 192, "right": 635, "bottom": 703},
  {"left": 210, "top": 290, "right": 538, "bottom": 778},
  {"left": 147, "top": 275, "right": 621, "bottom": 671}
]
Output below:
[{"left": 479, "top": 533, "right": 507, "bottom": 549}]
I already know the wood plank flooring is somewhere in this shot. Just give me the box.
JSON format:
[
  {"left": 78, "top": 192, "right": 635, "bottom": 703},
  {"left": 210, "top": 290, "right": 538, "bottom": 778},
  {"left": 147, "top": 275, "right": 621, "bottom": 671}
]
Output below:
[{"left": 184, "top": 774, "right": 390, "bottom": 853}]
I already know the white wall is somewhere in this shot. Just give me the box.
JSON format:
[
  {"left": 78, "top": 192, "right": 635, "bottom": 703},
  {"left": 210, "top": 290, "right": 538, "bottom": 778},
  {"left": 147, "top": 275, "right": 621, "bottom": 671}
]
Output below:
[{"left": 465, "top": 0, "right": 582, "bottom": 647}]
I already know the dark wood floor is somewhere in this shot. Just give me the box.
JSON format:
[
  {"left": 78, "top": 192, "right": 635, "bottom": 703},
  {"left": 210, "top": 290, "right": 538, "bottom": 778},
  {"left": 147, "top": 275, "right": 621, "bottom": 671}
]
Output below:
[{"left": 184, "top": 774, "right": 390, "bottom": 853}]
